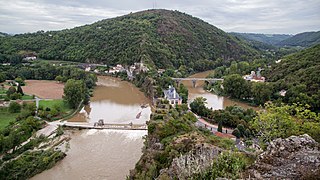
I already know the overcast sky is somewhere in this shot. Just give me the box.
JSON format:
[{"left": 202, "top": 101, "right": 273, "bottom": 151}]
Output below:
[{"left": 0, "top": 0, "right": 319, "bottom": 34}]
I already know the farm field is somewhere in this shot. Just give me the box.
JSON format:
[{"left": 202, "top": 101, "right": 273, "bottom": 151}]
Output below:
[{"left": 22, "top": 80, "right": 64, "bottom": 99}]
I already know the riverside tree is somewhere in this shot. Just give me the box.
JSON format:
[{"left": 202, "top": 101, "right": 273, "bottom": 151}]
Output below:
[
  {"left": 223, "top": 74, "right": 251, "bottom": 99},
  {"left": 63, "top": 79, "right": 87, "bottom": 108}
]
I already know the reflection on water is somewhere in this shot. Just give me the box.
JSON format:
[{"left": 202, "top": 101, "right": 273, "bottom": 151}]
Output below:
[
  {"left": 185, "top": 71, "right": 256, "bottom": 110},
  {"left": 32, "top": 76, "right": 151, "bottom": 180}
]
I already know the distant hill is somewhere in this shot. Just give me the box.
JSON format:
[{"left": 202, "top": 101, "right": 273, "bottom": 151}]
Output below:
[
  {"left": 0, "top": 9, "right": 258, "bottom": 69},
  {"left": 0, "top": 32, "right": 10, "bottom": 37},
  {"left": 230, "top": 32, "right": 292, "bottom": 46},
  {"left": 267, "top": 44, "right": 320, "bottom": 97},
  {"left": 276, "top": 31, "right": 320, "bottom": 47}
]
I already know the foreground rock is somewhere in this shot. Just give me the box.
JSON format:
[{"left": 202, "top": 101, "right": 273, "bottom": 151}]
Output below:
[
  {"left": 247, "top": 134, "right": 320, "bottom": 179},
  {"left": 158, "top": 143, "right": 222, "bottom": 179}
]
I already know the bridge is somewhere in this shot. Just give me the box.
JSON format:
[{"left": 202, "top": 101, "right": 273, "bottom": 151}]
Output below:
[
  {"left": 62, "top": 122, "right": 147, "bottom": 130},
  {"left": 172, "top": 78, "right": 224, "bottom": 88}
]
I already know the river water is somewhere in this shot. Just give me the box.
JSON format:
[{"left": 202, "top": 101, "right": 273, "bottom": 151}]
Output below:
[
  {"left": 32, "top": 72, "right": 254, "bottom": 180},
  {"left": 184, "top": 71, "right": 255, "bottom": 110},
  {"left": 32, "top": 76, "right": 151, "bottom": 180}
]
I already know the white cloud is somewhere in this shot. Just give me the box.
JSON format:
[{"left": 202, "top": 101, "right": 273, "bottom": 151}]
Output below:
[{"left": 0, "top": 0, "right": 319, "bottom": 34}]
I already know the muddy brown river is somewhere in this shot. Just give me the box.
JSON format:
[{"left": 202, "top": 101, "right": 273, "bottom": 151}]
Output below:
[
  {"left": 184, "top": 71, "right": 256, "bottom": 110},
  {"left": 32, "top": 76, "right": 151, "bottom": 180},
  {"left": 32, "top": 72, "right": 255, "bottom": 180}
]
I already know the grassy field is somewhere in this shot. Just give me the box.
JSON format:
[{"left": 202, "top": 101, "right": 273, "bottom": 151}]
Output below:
[
  {"left": 39, "top": 99, "right": 74, "bottom": 120},
  {"left": 0, "top": 108, "right": 18, "bottom": 130},
  {"left": 39, "top": 99, "right": 71, "bottom": 112},
  {"left": 21, "top": 94, "right": 34, "bottom": 100}
]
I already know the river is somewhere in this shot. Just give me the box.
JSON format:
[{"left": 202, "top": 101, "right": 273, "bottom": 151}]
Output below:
[
  {"left": 184, "top": 71, "right": 256, "bottom": 110},
  {"left": 32, "top": 76, "right": 151, "bottom": 180},
  {"left": 32, "top": 71, "right": 254, "bottom": 180}
]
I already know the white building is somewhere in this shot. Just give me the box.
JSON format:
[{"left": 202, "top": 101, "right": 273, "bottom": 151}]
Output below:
[{"left": 163, "top": 86, "right": 182, "bottom": 106}]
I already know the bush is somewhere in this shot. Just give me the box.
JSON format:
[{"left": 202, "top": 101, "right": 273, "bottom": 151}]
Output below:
[
  {"left": 236, "top": 124, "right": 245, "bottom": 137},
  {"left": 194, "top": 152, "right": 247, "bottom": 179},
  {"left": 232, "top": 128, "right": 241, "bottom": 138},
  {"left": 8, "top": 102, "right": 21, "bottom": 113},
  {"left": 10, "top": 92, "right": 22, "bottom": 100}
]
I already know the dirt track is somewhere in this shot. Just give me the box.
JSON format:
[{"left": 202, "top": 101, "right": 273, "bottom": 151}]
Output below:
[{"left": 22, "top": 80, "right": 64, "bottom": 99}]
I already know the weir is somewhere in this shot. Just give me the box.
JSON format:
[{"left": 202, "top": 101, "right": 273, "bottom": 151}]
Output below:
[{"left": 62, "top": 122, "right": 148, "bottom": 130}]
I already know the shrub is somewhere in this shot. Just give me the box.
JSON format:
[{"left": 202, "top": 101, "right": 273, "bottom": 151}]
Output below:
[
  {"left": 232, "top": 128, "right": 241, "bottom": 138},
  {"left": 8, "top": 102, "right": 21, "bottom": 113},
  {"left": 10, "top": 92, "right": 22, "bottom": 100}
]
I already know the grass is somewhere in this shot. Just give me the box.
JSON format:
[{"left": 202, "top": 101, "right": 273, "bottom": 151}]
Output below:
[
  {"left": 39, "top": 99, "right": 74, "bottom": 121},
  {"left": 0, "top": 108, "right": 18, "bottom": 130},
  {"left": 21, "top": 94, "right": 34, "bottom": 100},
  {"left": 39, "top": 99, "right": 72, "bottom": 112},
  {"left": 0, "top": 89, "right": 6, "bottom": 94}
]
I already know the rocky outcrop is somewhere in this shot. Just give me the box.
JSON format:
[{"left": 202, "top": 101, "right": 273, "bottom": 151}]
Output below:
[
  {"left": 247, "top": 134, "right": 320, "bottom": 179},
  {"left": 158, "top": 143, "right": 223, "bottom": 179}
]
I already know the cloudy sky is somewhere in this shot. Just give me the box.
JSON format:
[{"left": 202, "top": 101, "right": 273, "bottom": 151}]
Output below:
[{"left": 0, "top": 0, "right": 319, "bottom": 34}]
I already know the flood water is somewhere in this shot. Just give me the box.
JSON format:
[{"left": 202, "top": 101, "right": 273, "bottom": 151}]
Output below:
[
  {"left": 32, "top": 76, "right": 151, "bottom": 180},
  {"left": 184, "top": 71, "right": 256, "bottom": 110}
]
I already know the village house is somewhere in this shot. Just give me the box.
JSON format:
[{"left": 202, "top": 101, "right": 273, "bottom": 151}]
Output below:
[
  {"left": 108, "top": 64, "right": 125, "bottom": 74},
  {"left": 23, "top": 55, "right": 37, "bottom": 61},
  {"left": 163, "top": 85, "right": 182, "bottom": 106},
  {"left": 243, "top": 68, "right": 265, "bottom": 82},
  {"left": 279, "top": 90, "right": 287, "bottom": 96}
]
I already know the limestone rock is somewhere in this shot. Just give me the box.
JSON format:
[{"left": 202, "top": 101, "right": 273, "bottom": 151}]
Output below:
[
  {"left": 158, "top": 143, "right": 222, "bottom": 179},
  {"left": 247, "top": 134, "right": 320, "bottom": 179}
]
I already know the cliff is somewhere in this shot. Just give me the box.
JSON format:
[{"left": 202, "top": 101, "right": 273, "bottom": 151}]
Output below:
[{"left": 246, "top": 134, "right": 320, "bottom": 179}]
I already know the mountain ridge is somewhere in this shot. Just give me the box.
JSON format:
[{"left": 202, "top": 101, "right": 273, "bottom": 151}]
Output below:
[
  {"left": 276, "top": 31, "right": 320, "bottom": 47},
  {"left": 0, "top": 9, "right": 258, "bottom": 69}
]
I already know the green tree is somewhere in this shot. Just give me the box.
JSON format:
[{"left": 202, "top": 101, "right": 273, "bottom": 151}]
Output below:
[
  {"left": 218, "top": 120, "right": 222, "bottom": 132},
  {"left": 190, "top": 97, "right": 209, "bottom": 117},
  {"left": 15, "top": 77, "right": 25, "bottom": 86},
  {"left": 63, "top": 79, "right": 87, "bottom": 108},
  {"left": 55, "top": 75, "right": 63, "bottom": 82},
  {"left": 251, "top": 103, "right": 299, "bottom": 143},
  {"left": 17, "top": 84, "right": 24, "bottom": 95},
  {"left": 6, "top": 86, "right": 16, "bottom": 97},
  {"left": 9, "top": 102, "right": 21, "bottom": 113},
  {"left": 232, "top": 128, "right": 241, "bottom": 138},
  {"left": 178, "top": 84, "right": 188, "bottom": 103},
  {"left": 223, "top": 74, "right": 251, "bottom": 99},
  {"left": 0, "top": 73, "right": 5, "bottom": 83},
  {"left": 251, "top": 82, "right": 272, "bottom": 105}
]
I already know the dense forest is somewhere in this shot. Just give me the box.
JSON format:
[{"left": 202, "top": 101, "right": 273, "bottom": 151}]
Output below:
[
  {"left": 0, "top": 9, "right": 258, "bottom": 69},
  {"left": 266, "top": 44, "right": 320, "bottom": 111},
  {"left": 277, "top": 31, "right": 320, "bottom": 47}
]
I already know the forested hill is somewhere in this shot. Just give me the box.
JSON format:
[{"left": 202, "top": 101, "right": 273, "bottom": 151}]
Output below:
[
  {"left": 0, "top": 9, "right": 258, "bottom": 69},
  {"left": 267, "top": 44, "right": 320, "bottom": 110},
  {"left": 230, "top": 32, "right": 292, "bottom": 46},
  {"left": 0, "top": 32, "right": 10, "bottom": 37},
  {"left": 276, "top": 31, "right": 320, "bottom": 47}
]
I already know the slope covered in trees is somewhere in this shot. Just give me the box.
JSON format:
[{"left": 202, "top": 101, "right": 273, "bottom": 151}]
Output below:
[
  {"left": 266, "top": 44, "right": 320, "bottom": 111},
  {"left": 0, "top": 9, "right": 258, "bottom": 69},
  {"left": 277, "top": 31, "right": 320, "bottom": 47},
  {"left": 230, "top": 32, "right": 292, "bottom": 46}
]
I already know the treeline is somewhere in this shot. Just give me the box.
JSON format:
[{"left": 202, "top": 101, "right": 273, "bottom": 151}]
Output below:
[
  {"left": 0, "top": 62, "right": 97, "bottom": 88},
  {"left": 0, "top": 9, "right": 258, "bottom": 69}
]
